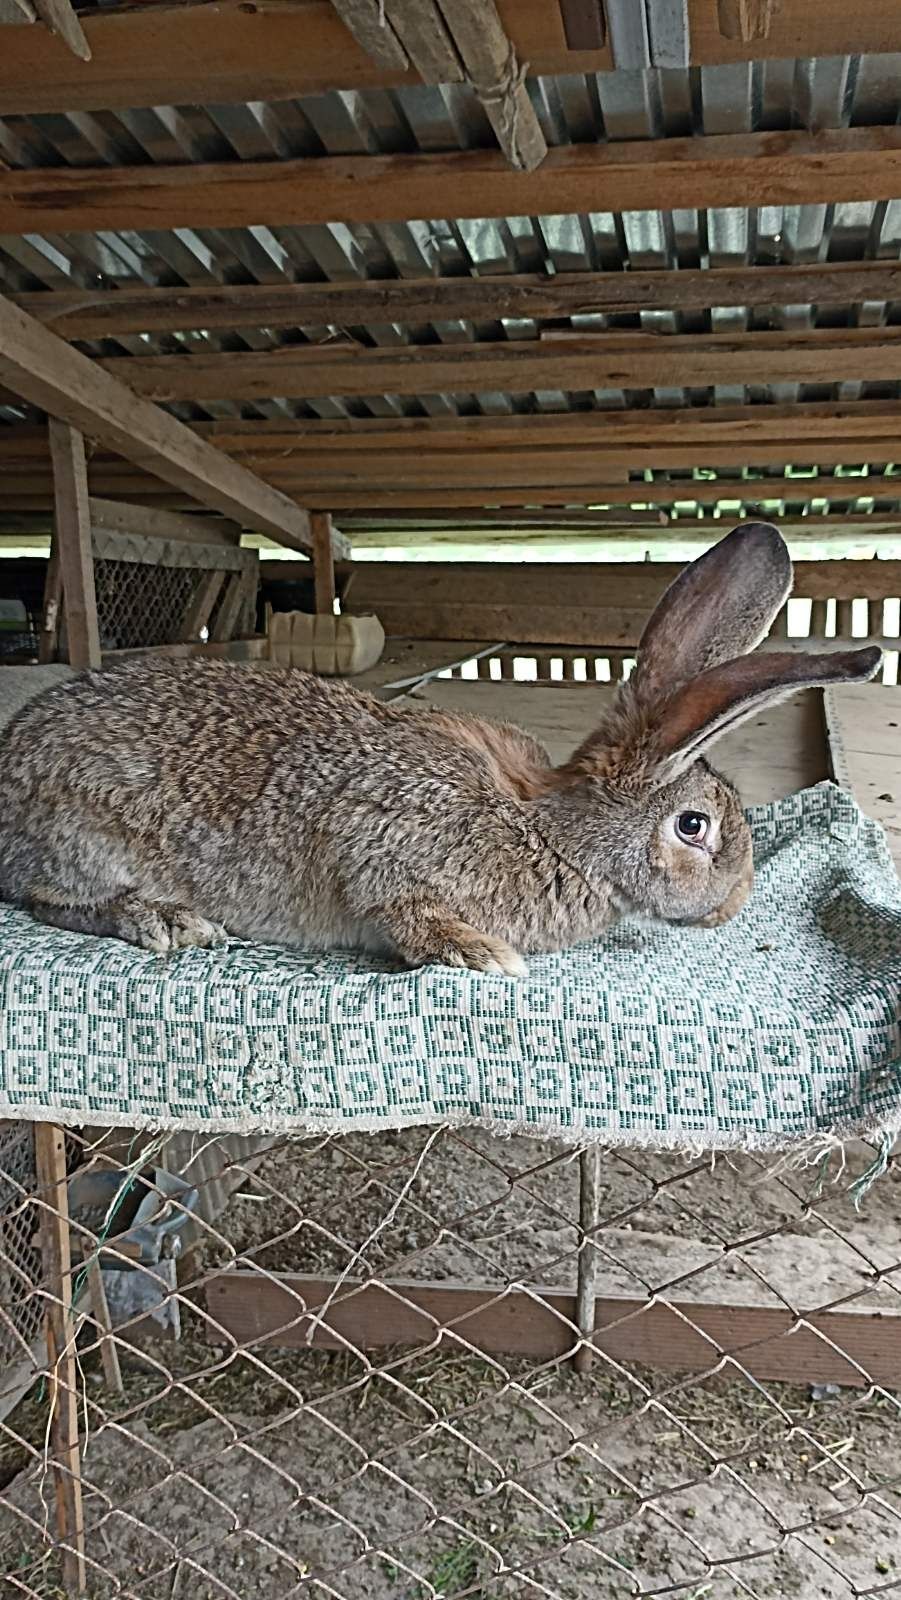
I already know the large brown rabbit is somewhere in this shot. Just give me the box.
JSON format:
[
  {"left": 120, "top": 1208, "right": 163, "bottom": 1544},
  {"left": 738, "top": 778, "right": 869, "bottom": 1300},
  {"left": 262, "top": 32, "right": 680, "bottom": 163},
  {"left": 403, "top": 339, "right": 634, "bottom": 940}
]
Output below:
[{"left": 0, "top": 522, "right": 881, "bottom": 976}]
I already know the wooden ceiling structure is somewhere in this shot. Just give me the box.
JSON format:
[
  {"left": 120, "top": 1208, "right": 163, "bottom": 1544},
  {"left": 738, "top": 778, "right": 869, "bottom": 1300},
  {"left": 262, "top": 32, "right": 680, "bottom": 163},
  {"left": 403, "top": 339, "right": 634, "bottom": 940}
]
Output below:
[{"left": 3, "top": 0, "right": 901, "bottom": 540}]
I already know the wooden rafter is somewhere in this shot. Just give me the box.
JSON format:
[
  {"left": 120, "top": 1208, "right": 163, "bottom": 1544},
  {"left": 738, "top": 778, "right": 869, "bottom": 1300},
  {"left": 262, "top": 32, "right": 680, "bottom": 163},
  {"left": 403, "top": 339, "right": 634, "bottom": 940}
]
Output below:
[
  {"left": 18, "top": 260, "right": 901, "bottom": 339},
  {"left": 3, "top": 0, "right": 901, "bottom": 116},
  {"left": 0, "top": 291, "right": 348, "bottom": 559},
  {"left": 82, "top": 326, "right": 901, "bottom": 402},
  {"left": 7, "top": 130, "right": 901, "bottom": 233}
]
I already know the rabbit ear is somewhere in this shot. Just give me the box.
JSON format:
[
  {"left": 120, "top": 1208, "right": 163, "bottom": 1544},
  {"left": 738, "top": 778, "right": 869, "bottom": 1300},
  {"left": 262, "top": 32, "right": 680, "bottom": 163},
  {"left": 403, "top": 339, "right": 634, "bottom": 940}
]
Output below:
[
  {"left": 651, "top": 646, "right": 882, "bottom": 780},
  {"left": 635, "top": 522, "right": 793, "bottom": 703}
]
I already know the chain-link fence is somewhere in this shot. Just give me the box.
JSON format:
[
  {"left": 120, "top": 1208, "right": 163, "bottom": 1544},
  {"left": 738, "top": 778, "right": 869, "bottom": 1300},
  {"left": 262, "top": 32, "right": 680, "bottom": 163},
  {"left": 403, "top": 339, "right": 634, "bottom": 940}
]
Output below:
[{"left": 2, "top": 1120, "right": 900, "bottom": 1600}]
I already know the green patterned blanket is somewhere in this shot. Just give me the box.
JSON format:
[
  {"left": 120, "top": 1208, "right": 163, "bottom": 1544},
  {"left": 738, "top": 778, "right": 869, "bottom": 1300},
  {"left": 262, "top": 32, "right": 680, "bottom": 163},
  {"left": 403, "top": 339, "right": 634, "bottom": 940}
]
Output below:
[{"left": 0, "top": 782, "right": 899, "bottom": 1152}]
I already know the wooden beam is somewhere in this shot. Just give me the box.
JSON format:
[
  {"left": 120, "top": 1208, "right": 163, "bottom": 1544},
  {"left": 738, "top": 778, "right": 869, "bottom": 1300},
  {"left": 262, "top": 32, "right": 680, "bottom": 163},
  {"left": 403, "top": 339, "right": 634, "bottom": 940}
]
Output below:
[
  {"left": 435, "top": 0, "right": 547, "bottom": 171},
  {"left": 4, "top": 1, "right": 901, "bottom": 117},
  {"left": 0, "top": 291, "right": 347, "bottom": 559},
  {"left": 88, "top": 499, "right": 241, "bottom": 547},
  {"left": 19, "top": 260, "right": 901, "bottom": 340},
  {"left": 49, "top": 421, "right": 101, "bottom": 672},
  {"left": 34, "top": 1123, "right": 86, "bottom": 1595},
  {"left": 205, "top": 1269, "right": 901, "bottom": 1387},
  {"left": 328, "top": 0, "right": 409, "bottom": 68},
  {"left": 9, "top": 129, "right": 901, "bottom": 233},
  {"left": 311, "top": 511, "right": 337, "bottom": 615},
  {"left": 90, "top": 327, "right": 901, "bottom": 402}
]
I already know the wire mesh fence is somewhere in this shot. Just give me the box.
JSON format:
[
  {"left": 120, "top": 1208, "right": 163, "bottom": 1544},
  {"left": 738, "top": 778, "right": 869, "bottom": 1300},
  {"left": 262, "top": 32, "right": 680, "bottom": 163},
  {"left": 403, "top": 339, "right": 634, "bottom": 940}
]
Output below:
[{"left": 2, "top": 1121, "right": 901, "bottom": 1600}]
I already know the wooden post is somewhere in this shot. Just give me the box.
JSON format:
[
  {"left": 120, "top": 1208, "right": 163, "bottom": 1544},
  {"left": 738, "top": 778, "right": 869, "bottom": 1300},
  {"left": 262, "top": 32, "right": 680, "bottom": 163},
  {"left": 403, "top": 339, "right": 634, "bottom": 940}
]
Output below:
[
  {"left": 573, "top": 1145, "right": 600, "bottom": 1373},
  {"left": 38, "top": 527, "right": 63, "bottom": 664},
  {"left": 48, "top": 420, "right": 101, "bottom": 672},
  {"left": 312, "top": 511, "right": 337, "bottom": 615},
  {"left": 34, "top": 1123, "right": 86, "bottom": 1595}
]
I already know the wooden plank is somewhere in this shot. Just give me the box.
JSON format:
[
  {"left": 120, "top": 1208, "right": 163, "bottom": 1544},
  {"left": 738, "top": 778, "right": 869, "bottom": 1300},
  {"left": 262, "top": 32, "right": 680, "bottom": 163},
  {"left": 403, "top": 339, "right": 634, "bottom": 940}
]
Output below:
[
  {"left": 5, "top": 0, "right": 901, "bottom": 119},
  {"left": 311, "top": 510, "right": 336, "bottom": 616},
  {"left": 34, "top": 1123, "right": 86, "bottom": 1594},
  {"left": 10, "top": 129, "right": 901, "bottom": 232},
  {"left": 209, "top": 568, "right": 257, "bottom": 643},
  {"left": 22, "top": 260, "right": 901, "bottom": 339},
  {"left": 205, "top": 1270, "right": 901, "bottom": 1387},
  {"left": 0, "top": 292, "right": 347, "bottom": 560},
  {"left": 824, "top": 683, "right": 901, "bottom": 873},
  {"left": 329, "top": 0, "right": 408, "bottom": 67},
  {"left": 345, "top": 559, "right": 901, "bottom": 609},
  {"left": 436, "top": 0, "right": 547, "bottom": 171},
  {"left": 179, "top": 569, "right": 225, "bottom": 643},
  {"left": 88, "top": 498, "right": 240, "bottom": 548},
  {"left": 38, "top": 528, "right": 62, "bottom": 664},
  {"left": 31, "top": 0, "right": 89, "bottom": 59},
  {"left": 345, "top": 559, "right": 901, "bottom": 644},
  {"left": 89, "top": 327, "right": 901, "bottom": 402},
  {"left": 718, "top": 0, "right": 775, "bottom": 39},
  {"left": 4, "top": 479, "right": 898, "bottom": 514},
  {"left": 385, "top": 0, "right": 463, "bottom": 80},
  {"left": 48, "top": 420, "right": 101, "bottom": 673},
  {"left": 559, "top": 0, "right": 606, "bottom": 49}
]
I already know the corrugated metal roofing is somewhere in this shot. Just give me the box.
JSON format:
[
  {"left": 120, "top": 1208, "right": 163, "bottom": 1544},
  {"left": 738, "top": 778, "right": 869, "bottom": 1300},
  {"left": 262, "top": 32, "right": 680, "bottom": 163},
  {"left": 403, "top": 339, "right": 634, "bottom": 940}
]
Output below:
[{"left": 1, "top": 56, "right": 901, "bottom": 432}]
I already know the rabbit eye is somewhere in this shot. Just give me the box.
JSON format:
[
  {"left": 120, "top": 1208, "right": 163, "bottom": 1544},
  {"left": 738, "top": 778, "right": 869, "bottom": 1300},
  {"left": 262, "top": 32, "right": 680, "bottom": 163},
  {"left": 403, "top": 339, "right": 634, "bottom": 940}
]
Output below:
[{"left": 675, "top": 810, "right": 709, "bottom": 845}]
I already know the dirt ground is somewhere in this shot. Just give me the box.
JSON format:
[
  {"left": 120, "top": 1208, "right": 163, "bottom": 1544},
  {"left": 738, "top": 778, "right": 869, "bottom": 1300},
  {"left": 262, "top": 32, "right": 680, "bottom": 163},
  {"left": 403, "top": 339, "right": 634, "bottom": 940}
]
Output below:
[{"left": 3, "top": 1131, "right": 901, "bottom": 1599}]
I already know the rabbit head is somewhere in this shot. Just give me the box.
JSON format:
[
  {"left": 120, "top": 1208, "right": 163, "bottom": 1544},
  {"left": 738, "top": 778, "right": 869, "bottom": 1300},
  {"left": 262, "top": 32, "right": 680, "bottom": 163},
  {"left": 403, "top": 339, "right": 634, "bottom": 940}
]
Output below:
[{"left": 556, "top": 522, "right": 882, "bottom": 929}]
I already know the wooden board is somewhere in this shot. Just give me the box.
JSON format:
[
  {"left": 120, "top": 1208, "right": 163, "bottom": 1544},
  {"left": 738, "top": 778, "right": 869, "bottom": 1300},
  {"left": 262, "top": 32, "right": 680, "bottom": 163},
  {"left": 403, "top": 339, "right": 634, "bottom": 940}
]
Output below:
[
  {"left": 88, "top": 328, "right": 901, "bottom": 403},
  {"left": 16, "top": 261, "right": 901, "bottom": 339},
  {"left": 342, "top": 559, "right": 901, "bottom": 647},
  {"left": 5, "top": 0, "right": 901, "bottom": 118},
  {"left": 205, "top": 1270, "right": 901, "bottom": 1388},
  {"left": 0, "top": 292, "right": 343, "bottom": 559},
  {"left": 825, "top": 683, "right": 901, "bottom": 872},
  {"left": 8, "top": 130, "right": 901, "bottom": 233}
]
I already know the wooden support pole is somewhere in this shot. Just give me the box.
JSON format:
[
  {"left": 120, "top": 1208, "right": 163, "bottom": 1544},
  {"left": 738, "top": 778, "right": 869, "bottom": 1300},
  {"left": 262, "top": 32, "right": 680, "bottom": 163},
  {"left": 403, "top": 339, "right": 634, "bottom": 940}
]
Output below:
[
  {"left": 574, "top": 1146, "right": 600, "bottom": 1374},
  {"left": 38, "top": 526, "right": 63, "bottom": 664},
  {"left": 312, "top": 511, "right": 337, "bottom": 615},
  {"left": 34, "top": 1123, "right": 86, "bottom": 1596},
  {"left": 48, "top": 420, "right": 101, "bottom": 672}
]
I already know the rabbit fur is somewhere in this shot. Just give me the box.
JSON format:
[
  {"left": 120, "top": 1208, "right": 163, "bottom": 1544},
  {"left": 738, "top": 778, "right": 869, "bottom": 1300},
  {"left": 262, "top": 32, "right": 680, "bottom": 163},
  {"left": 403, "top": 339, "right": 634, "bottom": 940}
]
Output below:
[{"left": 0, "top": 522, "right": 881, "bottom": 977}]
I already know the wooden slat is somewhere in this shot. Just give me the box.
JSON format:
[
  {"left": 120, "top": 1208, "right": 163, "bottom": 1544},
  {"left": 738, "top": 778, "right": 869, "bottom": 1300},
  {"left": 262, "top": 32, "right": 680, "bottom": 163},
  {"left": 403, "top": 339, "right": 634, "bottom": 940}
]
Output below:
[
  {"left": 21, "top": 260, "right": 901, "bottom": 338},
  {"left": 1, "top": 478, "right": 896, "bottom": 513},
  {"left": 34, "top": 1123, "right": 86, "bottom": 1594},
  {"left": 311, "top": 510, "right": 336, "bottom": 616},
  {"left": 329, "top": 0, "right": 408, "bottom": 67},
  {"left": 436, "top": 0, "right": 547, "bottom": 170},
  {"left": 7, "top": 1, "right": 901, "bottom": 117},
  {"left": 824, "top": 683, "right": 901, "bottom": 873},
  {"left": 89, "top": 328, "right": 901, "bottom": 402},
  {"left": 49, "top": 420, "right": 101, "bottom": 672},
  {"left": 343, "top": 559, "right": 901, "bottom": 645},
  {"left": 88, "top": 498, "right": 240, "bottom": 547},
  {"left": 180, "top": 569, "right": 225, "bottom": 643},
  {"left": 205, "top": 1270, "right": 901, "bottom": 1387},
  {"left": 31, "top": 0, "right": 89, "bottom": 59},
  {"left": 385, "top": 0, "right": 463, "bottom": 80},
  {"left": 0, "top": 291, "right": 349, "bottom": 560},
  {"left": 9, "top": 130, "right": 901, "bottom": 233}
]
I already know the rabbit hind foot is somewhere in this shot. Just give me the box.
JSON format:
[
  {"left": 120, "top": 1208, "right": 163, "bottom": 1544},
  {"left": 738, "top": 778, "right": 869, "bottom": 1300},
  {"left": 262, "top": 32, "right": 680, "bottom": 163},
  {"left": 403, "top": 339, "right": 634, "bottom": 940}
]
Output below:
[{"left": 30, "top": 890, "right": 227, "bottom": 954}]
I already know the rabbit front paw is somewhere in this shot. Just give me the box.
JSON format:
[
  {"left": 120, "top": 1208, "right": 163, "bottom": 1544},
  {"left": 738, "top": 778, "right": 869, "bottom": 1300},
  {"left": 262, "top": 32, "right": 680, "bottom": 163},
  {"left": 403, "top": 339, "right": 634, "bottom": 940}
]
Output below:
[{"left": 442, "top": 931, "right": 528, "bottom": 979}]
